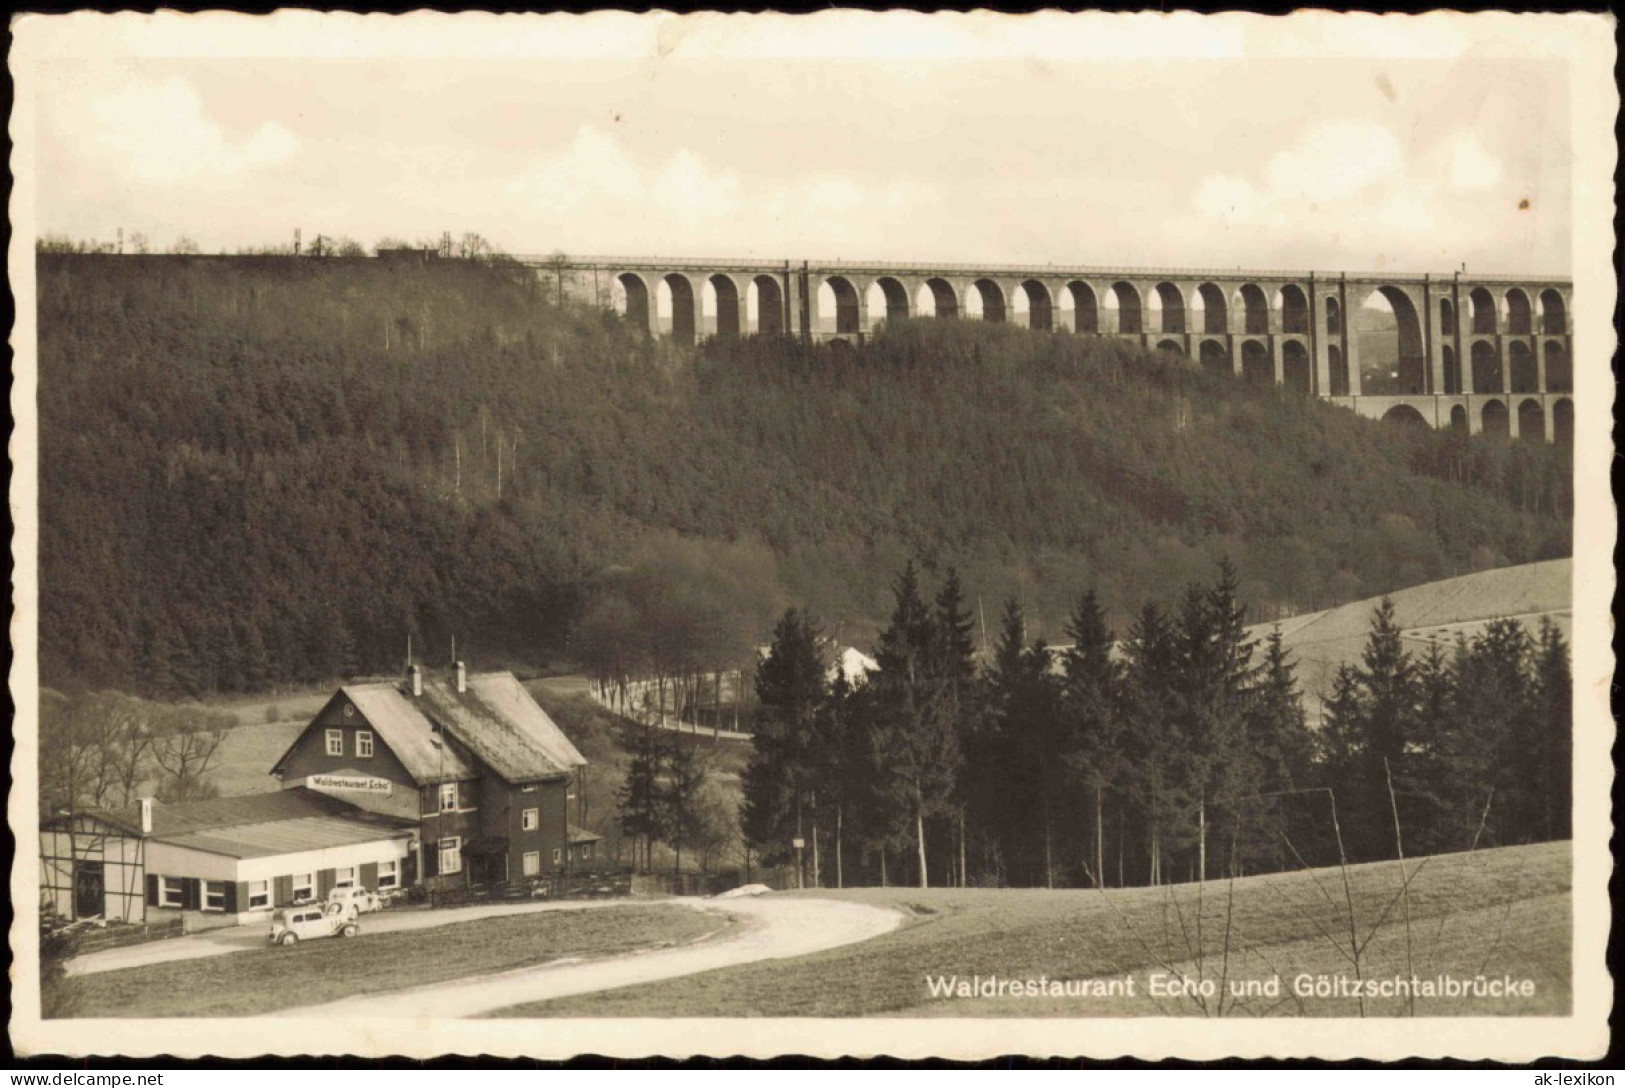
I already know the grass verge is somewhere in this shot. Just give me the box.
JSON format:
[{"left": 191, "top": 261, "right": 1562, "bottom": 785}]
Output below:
[{"left": 59, "top": 904, "right": 726, "bottom": 1018}]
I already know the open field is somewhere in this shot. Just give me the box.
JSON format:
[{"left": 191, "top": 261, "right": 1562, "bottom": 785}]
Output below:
[
  {"left": 207, "top": 720, "right": 304, "bottom": 796},
  {"left": 58, "top": 903, "right": 727, "bottom": 1018},
  {"left": 1252, "top": 559, "right": 1570, "bottom": 721},
  {"left": 498, "top": 842, "right": 1569, "bottom": 1018}
]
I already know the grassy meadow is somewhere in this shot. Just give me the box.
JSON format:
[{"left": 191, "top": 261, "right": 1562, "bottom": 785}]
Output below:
[{"left": 497, "top": 841, "right": 1569, "bottom": 1018}]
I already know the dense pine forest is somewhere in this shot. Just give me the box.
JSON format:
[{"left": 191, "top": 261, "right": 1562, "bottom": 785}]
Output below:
[
  {"left": 737, "top": 564, "right": 1571, "bottom": 890},
  {"left": 37, "top": 253, "right": 1571, "bottom": 698}
]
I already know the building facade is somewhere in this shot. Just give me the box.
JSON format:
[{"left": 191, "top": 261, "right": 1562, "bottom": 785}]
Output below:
[{"left": 270, "top": 665, "right": 592, "bottom": 891}]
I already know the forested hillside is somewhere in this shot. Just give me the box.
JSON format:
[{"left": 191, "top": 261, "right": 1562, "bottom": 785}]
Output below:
[{"left": 37, "top": 254, "right": 1571, "bottom": 697}]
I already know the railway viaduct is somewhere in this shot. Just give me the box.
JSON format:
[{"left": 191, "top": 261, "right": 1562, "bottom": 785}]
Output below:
[{"left": 517, "top": 255, "right": 1575, "bottom": 444}]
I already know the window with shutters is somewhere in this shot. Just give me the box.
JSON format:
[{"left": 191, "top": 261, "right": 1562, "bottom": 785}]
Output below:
[
  {"left": 203, "top": 881, "right": 227, "bottom": 912},
  {"left": 357, "top": 731, "right": 374, "bottom": 758},
  {"left": 325, "top": 729, "right": 343, "bottom": 757},
  {"left": 522, "top": 852, "right": 540, "bottom": 876},
  {"left": 439, "top": 837, "right": 462, "bottom": 875},
  {"left": 377, "top": 859, "right": 399, "bottom": 890},
  {"left": 247, "top": 880, "right": 270, "bottom": 909},
  {"left": 160, "top": 877, "right": 184, "bottom": 908},
  {"left": 521, "top": 808, "right": 539, "bottom": 831},
  {"left": 292, "top": 872, "right": 315, "bottom": 901}
]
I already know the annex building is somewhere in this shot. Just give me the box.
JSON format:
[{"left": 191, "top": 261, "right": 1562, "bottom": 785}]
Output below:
[{"left": 43, "top": 789, "right": 413, "bottom": 928}]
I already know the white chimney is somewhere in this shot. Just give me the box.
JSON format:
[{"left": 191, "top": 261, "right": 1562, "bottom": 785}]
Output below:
[
  {"left": 455, "top": 660, "right": 466, "bottom": 693},
  {"left": 139, "top": 797, "right": 153, "bottom": 835},
  {"left": 408, "top": 664, "right": 422, "bottom": 697}
]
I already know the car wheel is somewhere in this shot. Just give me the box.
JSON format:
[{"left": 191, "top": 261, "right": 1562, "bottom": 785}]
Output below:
[
  {"left": 341, "top": 924, "right": 359, "bottom": 938},
  {"left": 279, "top": 933, "right": 298, "bottom": 946}
]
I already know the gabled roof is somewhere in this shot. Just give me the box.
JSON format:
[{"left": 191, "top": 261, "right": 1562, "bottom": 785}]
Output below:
[
  {"left": 414, "top": 672, "right": 587, "bottom": 784},
  {"left": 155, "top": 814, "right": 414, "bottom": 860},
  {"left": 340, "top": 683, "right": 477, "bottom": 785},
  {"left": 120, "top": 787, "right": 367, "bottom": 837},
  {"left": 44, "top": 809, "right": 145, "bottom": 837},
  {"left": 275, "top": 671, "right": 586, "bottom": 787}
]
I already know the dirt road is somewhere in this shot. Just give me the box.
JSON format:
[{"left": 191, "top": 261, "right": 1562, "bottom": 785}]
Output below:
[
  {"left": 67, "top": 898, "right": 655, "bottom": 977},
  {"left": 275, "top": 895, "right": 901, "bottom": 1018}
]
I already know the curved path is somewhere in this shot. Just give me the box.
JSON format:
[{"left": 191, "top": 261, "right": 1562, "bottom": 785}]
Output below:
[
  {"left": 68, "top": 897, "right": 650, "bottom": 977},
  {"left": 275, "top": 895, "right": 901, "bottom": 1018}
]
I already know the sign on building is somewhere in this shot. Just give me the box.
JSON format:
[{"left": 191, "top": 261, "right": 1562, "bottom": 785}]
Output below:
[{"left": 306, "top": 774, "right": 393, "bottom": 795}]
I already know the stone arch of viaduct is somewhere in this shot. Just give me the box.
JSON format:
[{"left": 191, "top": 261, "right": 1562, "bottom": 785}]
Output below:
[{"left": 546, "top": 258, "right": 1573, "bottom": 444}]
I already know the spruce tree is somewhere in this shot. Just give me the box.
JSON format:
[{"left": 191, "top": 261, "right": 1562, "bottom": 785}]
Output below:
[
  {"left": 617, "top": 721, "right": 667, "bottom": 872},
  {"left": 871, "top": 562, "right": 963, "bottom": 888},
  {"left": 1345, "top": 597, "right": 1419, "bottom": 859},
  {"left": 1403, "top": 639, "right": 1459, "bottom": 855},
  {"left": 1529, "top": 620, "right": 1572, "bottom": 841},
  {"left": 1241, "top": 627, "right": 1314, "bottom": 871},
  {"left": 1120, "top": 601, "right": 1181, "bottom": 885},
  {"left": 1061, "top": 589, "right": 1123, "bottom": 887},
  {"left": 740, "top": 608, "right": 826, "bottom": 872},
  {"left": 1448, "top": 619, "right": 1534, "bottom": 847}
]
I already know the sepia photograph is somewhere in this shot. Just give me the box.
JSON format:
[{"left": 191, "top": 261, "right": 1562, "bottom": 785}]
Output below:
[{"left": 8, "top": 9, "right": 1615, "bottom": 1063}]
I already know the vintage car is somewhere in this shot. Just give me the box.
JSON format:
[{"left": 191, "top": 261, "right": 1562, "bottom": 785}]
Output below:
[
  {"left": 269, "top": 901, "right": 360, "bottom": 946},
  {"left": 326, "top": 885, "right": 383, "bottom": 914}
]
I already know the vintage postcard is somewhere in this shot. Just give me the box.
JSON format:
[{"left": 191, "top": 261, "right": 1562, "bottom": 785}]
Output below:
[{"left": 8, "top": 9, "right": 1615, "bottom": 1063}]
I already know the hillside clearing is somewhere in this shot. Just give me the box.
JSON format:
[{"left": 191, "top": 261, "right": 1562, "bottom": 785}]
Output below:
[
  {"left": 495, "top": 842, "right": 1569, "bottom": 1018},
  {"left": 59, "top": 904, "right": 726, "bottom": 1018}
]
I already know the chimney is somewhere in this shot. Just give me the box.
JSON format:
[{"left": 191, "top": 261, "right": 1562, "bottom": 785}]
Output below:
[
  {"left": 455, "top": 660, "right": 467, "bottom": 694},
  {"left": 408, "top": 663, "right": 422, "bottom": 697},
  {"left": 139, "top": 797, "right": 153, "bottom": 835}
]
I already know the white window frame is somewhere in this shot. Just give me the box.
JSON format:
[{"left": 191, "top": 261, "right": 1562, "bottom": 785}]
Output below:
[
  {"left": 292, "top": 872, "right": 315, "bottom": 901},
  {"left": 325, "top": 729, "right": 343, "bottom": 757},
  {"left": 377, "top": 859, "right": 399, "bottom": 890},
  {"left": 522, "top": 851, "right": 540, "bottom": 876},
  {"left": 439, "top": 837, "right": 462, "bottom": 875},
  {"left": 203, "top": 880, "right": 227, "bottom": 912},
  {"left": 160, "top": 876, "right": 184, "bottom": 908},
  {"left": 247, "top": 880, "right": 270, "bottom": 910},
  {"left": 356, "top": 730, "right": 374, "bottom": 758},
  {"left": 552, "top": 848, "right": 562, "bottom": 864},
  {"left": 334, "top": 866, "right": 356, "bottom": 889},
  {"left": 439, "top": 782, "right": 458, "bottom": 812},
  {"left": 521, "top": 808, "right": 539, "bottom": 831}
]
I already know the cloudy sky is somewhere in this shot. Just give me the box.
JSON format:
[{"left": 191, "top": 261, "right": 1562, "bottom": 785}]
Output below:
[{"left": 24, "top": 13, "right": 1574, "bottom": 275}]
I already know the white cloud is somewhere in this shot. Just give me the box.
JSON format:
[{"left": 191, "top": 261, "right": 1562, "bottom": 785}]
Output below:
[
  {"left": 509, "top": 126, "right": 950, "bottom": 256},
  {"left": 1182, "top": 117, "right": 1540, "bottom": 272},
  {"left": 653, "top": 148, "right": 740, "bottom": 223},
  {"left": 1195, "top": 174, "right": 1263, "bottom": 224},
  {"left": 1442, "top": 132, "right": 1503, "bottom": 191},
  {"left": 1264, "top": 120, "right": 1403, "bottom": 201},
  {"left": 77, "top": 73, "right": 298, "bottom": 185}
]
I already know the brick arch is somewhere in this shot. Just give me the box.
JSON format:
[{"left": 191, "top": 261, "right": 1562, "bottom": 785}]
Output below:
[{"left": 615, "top": 271, "right": 652, "bottom": 336}]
